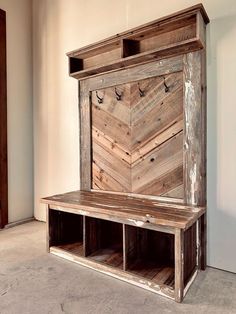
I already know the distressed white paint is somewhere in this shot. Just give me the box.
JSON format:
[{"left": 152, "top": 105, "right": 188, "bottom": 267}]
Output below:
[
  {"left": 183, "top": 270, "right": 198, "bottom": 296},
  {"left": 127, "top": 219, "right": 145, "bottom": 227},
  {"left": 190, "top": 163, "right": 197, "bottom": 205},
  {"left": 50, "top": 247, "right": 174, "bottom": 300}
]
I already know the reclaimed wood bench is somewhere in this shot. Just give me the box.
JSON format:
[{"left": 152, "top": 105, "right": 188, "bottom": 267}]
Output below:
[
  {"left": 42, "top": 4, "right": 208, "bottom": 303},
  {"left": 42, "top": 190, "right": 206, "bottom": 302}
]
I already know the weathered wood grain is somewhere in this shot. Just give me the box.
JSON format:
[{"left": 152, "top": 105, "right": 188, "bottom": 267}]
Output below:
[
  {"left": 42, "top": 190, "right": 205, "bottom": 230},
  {"left": 67, "top": 4, "right": 209, "bottom": 59},
  {"left": 175, "top": 228, "right": 184, "bottom": 302},
  {"left": 184, "top": 223, "right": 197, "bottom": 284},
  {"left": 48, "top": 208, "right": 84, "bottom": 252},
  {"left": 79, "top": 80, "right": 91, "bottom": 190},
  {"left": 46, "top": 4, "right": 209, "bottom": 303},
  {"left": 90, "top": 188, "right": 184, "bottom": 204},
  {"left": 183, "top": 51, "right": 206, "bottom": 207},
  {"left": 67, "top": 4, "right": 209, "bottom": 79},
  {"left": 84, "top": 55, "right": 183, "bottom": 91},
  {"left": 50, "top": 246, "right": 175, "bottom": 299},
  {"left": 0, "top": 9, "right": 7, "bottom": 228},
  {"left": 91, "top": 72, "right": 184, "bottom": 197}
]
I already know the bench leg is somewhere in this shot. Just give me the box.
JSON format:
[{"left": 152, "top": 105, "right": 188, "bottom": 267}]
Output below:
[
  {"left": 46, "top": 205, "right": 50, "bottom": 253},
  {"left": 199, "top": 213, "right": 207, "bottom": 270},
  {"left": 175, "top": 228, "right": 184, "bottom": 302}
]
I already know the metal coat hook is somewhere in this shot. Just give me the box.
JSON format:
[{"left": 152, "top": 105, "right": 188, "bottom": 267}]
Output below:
[
  {"left": 96, "top": 91, "right": 103, "bottom": 104},
  {"left": 163, "top": 77, "right": 170, "bottom": 93},
  {"left": 115, "top": 87, "right": 122, "bottom": 101},
  {"left": 138, "top": 83, "right": 145, "bottom": 97}
]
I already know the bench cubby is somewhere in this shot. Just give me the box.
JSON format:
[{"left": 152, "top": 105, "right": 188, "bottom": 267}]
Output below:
[
  {"left": 48, "top": 209, "right": 84, "bottom": 256},
  {"left": 85, "top": 217, "right": 123, "bottom": 269}
]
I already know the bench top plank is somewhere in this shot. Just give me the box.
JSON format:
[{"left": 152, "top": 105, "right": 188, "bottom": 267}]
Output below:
[{"left": 41, "top": 190, "right": 205, "bottom": 230}]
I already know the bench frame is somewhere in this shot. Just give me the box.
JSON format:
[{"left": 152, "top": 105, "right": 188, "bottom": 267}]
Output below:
[{"left": 42, "top": 4, "right": 208, "bottom": 303}]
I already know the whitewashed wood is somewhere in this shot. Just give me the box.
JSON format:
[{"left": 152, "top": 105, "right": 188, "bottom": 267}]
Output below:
[
  {"left": 175, "top": 228, "right": 184, "bottom": 302},
  {"left": 50, "top": 246, "right": 175, "bottom": 300}
]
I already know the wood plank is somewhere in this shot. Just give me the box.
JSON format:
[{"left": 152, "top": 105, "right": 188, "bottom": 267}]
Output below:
[
  {"left": 67, "top": 4, "right": 209, "bottom": 58},
  {"left": 91, "top": 189, "right": 184, "bottom": 204},
  {"left": 183, "top": 51, "right": 206, "bottom": 206},
  {"left": 51, "top": 246, "right": 175, "bottom": 300},
  {"left": 92, "top": 141, "right": 131, "bottom": 192},
  {"left": 84, "top": 55, "right": 183, "bottom": 91},
  {"left": 57, "top": 242, "right": 84, "bottom": 256},
  {"left": 89, "top": 246, "right": 123, "bottom": 269},
  {"left": 46, "top": 205, "right": 50, "bottom": 252},
  {"left": 41, "top": 191, "right": 206, "bottom": 230},
  {"left": 132, "top": 132, "right": 183, "bottom": 194},
  {"left": 67, "top": 5, "right": 209, "bottom": 79},
  {"left": 83, "top": 47, "right": 122, "bottom": 69},
  {"left": 70, "top": 39, "right": 199, "bottom": 80},
  {"left": 91, "top": 71, "right": 184, "bottom": 197},
  {"left": 84, "top": 216, "right": 101, "bottom": 256},
  {"left": 92, "top": 103, "right": 131, "bottom": 150},
  {"left": 0, "top": 9, "right": 7, "bottom": 228},
  {"left": 162, "top": 184, "right": 184, "bottom": 199},
  {"left": 79, "top": 81, "right": 91, "bottom": 190},
  {"left": 139, "top": 23, "right": 196, "bottom": 53},
  {"left": 184, "top": 223, "right": 197, "bottom": 284},
  {"left": 199, "top": 213, "right": 207, "bottom": 270},
  {"left": 175, "top": 228, "right": 184, "bottom": 302}
]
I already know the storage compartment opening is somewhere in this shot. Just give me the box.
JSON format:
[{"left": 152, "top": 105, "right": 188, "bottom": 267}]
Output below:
[
  {"left": 85, "top": 217, "right": 123, "bottom": 269},
  {"left": 69, "top": 41, "right": 122, "bottom": 74},
  {"left": 130, "top": 14, "right": 197, "bottom": 54},
  {"left": 125, "top": 225, "right": 175, "bottom": 288},
  {"left": 49, "top": 209, "right": 84, "bottom": 256}
]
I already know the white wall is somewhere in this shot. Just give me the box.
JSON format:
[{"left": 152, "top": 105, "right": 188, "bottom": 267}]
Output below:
[
  {"left": 0, "top": 0, "right": 33, "bottom": 223},
  {"left": 33, "top": 0, "right": 236, "bottom": 273}
]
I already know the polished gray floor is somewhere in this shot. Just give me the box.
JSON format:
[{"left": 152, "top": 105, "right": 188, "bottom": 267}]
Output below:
[{"left": 0, "top": 221, "right": 236, "bottom": 314}]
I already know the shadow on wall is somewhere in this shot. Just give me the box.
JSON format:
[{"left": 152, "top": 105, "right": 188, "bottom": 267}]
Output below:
[{"left": 207, "top": 14, "right": 236, "bottom": 273}]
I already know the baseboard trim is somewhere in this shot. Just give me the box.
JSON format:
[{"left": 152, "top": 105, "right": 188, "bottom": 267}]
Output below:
[{"left": 3, "top": 217, "right": 35, "bottom": 229}]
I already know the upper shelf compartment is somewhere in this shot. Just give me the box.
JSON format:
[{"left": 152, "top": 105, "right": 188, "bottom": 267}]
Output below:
[{"left": 67, "top": 4, "right": 209, "bottom": 80}]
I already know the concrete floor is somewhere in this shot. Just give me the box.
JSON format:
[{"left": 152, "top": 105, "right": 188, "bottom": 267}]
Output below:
[{"left": 0, "top": 221, "right": 236, "bottom": 314}]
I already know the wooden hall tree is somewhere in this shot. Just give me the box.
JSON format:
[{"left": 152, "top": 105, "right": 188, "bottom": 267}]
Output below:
[
  {"left": 0, "top": 9, "right": 7, "bottom": 229},
  {"left": 42, "top": 4, "right": 209, "bottom": 302}
]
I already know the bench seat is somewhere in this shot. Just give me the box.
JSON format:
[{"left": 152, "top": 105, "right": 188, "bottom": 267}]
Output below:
[{"left": 42, "top": 190, "right": 205, "bottom": 231}]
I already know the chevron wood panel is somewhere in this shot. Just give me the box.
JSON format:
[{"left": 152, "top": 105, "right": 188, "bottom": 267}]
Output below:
[{"left": 91, "top": 72, "right": 184, "bottom": 198}]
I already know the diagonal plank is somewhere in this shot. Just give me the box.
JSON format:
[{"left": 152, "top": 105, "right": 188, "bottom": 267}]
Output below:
[
  {"left": 130, "top": 72, "right": 183, "bottom": 124},
  {"left": 92, "top": 72, "right": 184, "bottom": 198},
  {"left": 92, "top": 127, "right": 131, "bottom": 164},
  {"left": 134, "top": 165, "right": 183, "bottom": 196},
  {"left": 92, "top": 104, "right": 132, "bottom": 151},
  {"left": 132, "top": 132, "right": 183, "bottom": 193},
  {"left": 93, "top": 141, "right": 131, "bottom": 192},
  {"left": 131, "top": 86, "right": 183, "bottom": 150},
  {"left": 131, "top": 118, "right": 183, "bottom": 165},
  {"left": 91, "top": 84, "right": 131, "bottom": 125}
]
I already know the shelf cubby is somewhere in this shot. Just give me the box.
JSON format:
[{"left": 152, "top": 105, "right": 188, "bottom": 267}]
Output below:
[
  {"left": 67, "top": 5, "right": 209, "bottom": 79},
  {"left": 124, "top": 225, "right": 175, "bottom": 288},
  {"left": 48, "top": 208, "right": 84, "bottom": 257},
  {"left": 84, "top": 217, "right": 123, "bottom": 269}
]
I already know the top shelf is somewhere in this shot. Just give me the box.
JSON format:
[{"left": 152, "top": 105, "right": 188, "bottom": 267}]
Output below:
[{"left": 67, "top": 4, "right": 209, "bottom": 80}]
